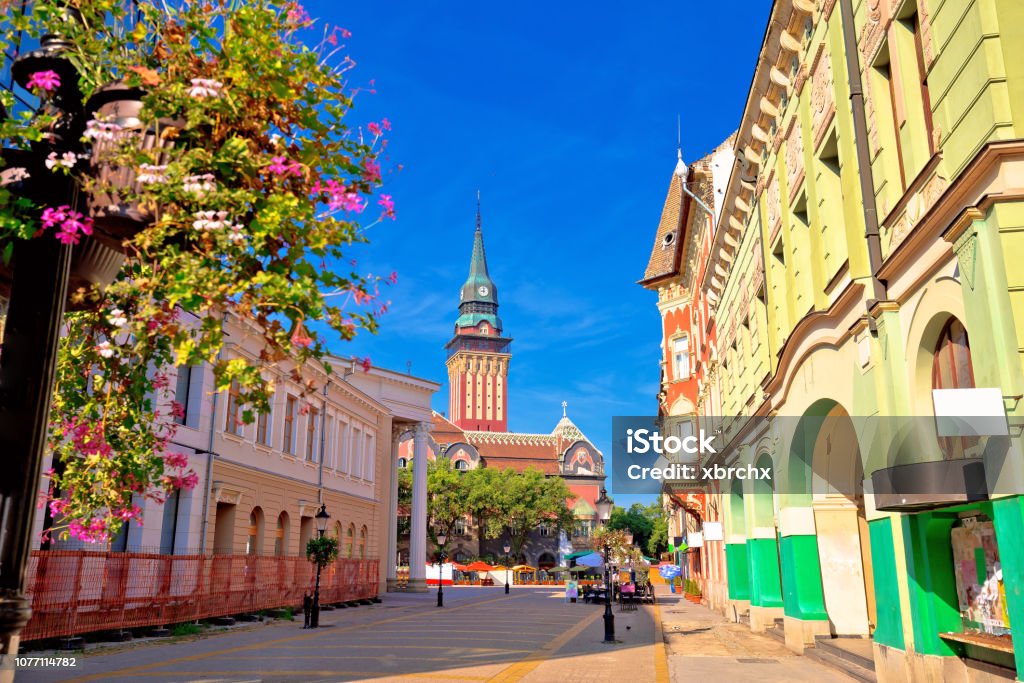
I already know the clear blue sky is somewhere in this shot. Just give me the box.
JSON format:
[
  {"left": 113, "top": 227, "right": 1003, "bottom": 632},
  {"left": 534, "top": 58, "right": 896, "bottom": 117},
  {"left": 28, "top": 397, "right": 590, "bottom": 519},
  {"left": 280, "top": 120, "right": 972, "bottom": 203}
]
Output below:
[{"left": 305, "top": 1, "right": 771, "bottom": 508}]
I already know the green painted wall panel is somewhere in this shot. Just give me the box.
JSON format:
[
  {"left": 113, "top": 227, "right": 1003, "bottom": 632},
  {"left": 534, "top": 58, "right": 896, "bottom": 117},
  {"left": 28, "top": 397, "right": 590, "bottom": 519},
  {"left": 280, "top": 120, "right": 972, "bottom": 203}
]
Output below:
[
  {"left": 991, "top": 496, "right": 1024, "bottom": 675},
  {"left": 726, "top": 542, "right": 751, "bottom": 601},
  {"left": 902, "top": 512, "right": 961, "bottom": 656},
  {"left": 779, "top": 534, "right": 828, "bottom": 621},
  {"left": 868, "top": 518, "right": 905, "bottom": 650},
  {"left": 748, "top": 537, "right": 784, "bottom": 608}
]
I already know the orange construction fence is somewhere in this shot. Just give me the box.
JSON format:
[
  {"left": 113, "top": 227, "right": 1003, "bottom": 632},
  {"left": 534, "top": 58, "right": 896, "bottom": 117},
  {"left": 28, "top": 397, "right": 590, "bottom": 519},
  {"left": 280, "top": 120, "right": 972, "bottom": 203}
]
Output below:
[{"left": 22, "top": 551, "right": 379, "bottom": 642}]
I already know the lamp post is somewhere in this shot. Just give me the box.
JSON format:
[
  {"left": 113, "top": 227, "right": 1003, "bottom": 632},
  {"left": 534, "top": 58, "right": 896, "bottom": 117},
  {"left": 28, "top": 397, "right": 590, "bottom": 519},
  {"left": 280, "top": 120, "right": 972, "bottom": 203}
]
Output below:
[
  {"left": 310, "top": 503, "right": 330, "bottom": 628},
  {"left": 595, "top": 486, "right": 615, "bottom": 643},
  {"left": 436, "top": 531, "right": 447, "bottom": 607},
  {"left": 503, "top": 541, "right": 511, "bottom": 594}
]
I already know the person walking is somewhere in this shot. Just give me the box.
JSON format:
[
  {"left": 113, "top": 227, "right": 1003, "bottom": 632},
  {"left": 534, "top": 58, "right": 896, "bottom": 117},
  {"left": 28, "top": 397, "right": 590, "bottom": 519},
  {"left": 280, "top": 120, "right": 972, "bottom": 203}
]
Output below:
[{"left": 302, "top": 591, "right": 313, "bottom": 629}]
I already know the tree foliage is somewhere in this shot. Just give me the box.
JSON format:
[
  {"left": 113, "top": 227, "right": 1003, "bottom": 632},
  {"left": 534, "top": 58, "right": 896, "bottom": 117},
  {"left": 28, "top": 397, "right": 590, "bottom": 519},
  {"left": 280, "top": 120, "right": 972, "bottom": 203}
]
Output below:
[
  {"left": 608, "top": 502, "right": 669, "bottom": 557},
  {"left": 0, "top": 0, "right": 396, "bottom": 541},
  {"left": 397, "top": 461, "right": 576, "bottom": 558}
]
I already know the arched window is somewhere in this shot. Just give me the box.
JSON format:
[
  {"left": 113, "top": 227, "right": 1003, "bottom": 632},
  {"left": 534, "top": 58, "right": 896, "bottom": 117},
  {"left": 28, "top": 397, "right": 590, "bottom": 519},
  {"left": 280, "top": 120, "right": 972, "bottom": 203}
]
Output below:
[
  {"left": 247, "top": 507, "right": 264, "bottom": 555},
  {"left": 933, "top": 317, "right": 975, "bottom": 458},
  {"left": 334, "top": 521, "right": 343, "bottom": 540},
  {"left": 274, "top": 511, "right": 289, "bottom": 556},
  {"left": 932, "top": 318, "right": 974, "bottom": 390},
  {"left": 346, "top": 523, "right": 356, "bottom": 558},
  {"left": 359, "top": 525, "right": 368, "bottom": 559},
  {"left": 454, "top": 459, "right": 469, "bottom": 471},
  {"left": 397, "top": 457, "right": 407, "bottom": 469}
]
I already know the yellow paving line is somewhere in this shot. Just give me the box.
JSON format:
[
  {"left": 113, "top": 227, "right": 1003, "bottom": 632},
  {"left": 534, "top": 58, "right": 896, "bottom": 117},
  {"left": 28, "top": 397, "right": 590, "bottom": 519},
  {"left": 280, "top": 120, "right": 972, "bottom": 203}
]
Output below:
[
  {"left": 260, "top": 644, "right": 531, "bottom": 653},
  {"left": 96, "top": 670, "right": 488, "bottom": 680},
  {"left": 652, "top": 601, "right": 669, "bottom": 683},
  {"left": 485, "top": 607, "right": 602, "bottom": 683},
  {"left": 61, "top": 592, "right": 529, "bottom": 683}
]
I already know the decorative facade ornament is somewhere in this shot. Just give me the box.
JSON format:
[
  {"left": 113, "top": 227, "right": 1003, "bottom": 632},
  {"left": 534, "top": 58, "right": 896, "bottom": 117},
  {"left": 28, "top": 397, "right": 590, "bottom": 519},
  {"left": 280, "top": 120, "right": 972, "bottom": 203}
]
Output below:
[
  {"left": 786, "top": 115, "right": 805, "bottom": 198},
  {"left": 794, "top": 62, "right": 810, "bottom": 96},
  {"left": 810, "top": 44, "right": 835, "bottom": 149},
  {"left": 953, "top": 228, "right": 978, "bottom": 290},
  {"left": 766, "top": 173, "right": 782, "bottom": 233}
]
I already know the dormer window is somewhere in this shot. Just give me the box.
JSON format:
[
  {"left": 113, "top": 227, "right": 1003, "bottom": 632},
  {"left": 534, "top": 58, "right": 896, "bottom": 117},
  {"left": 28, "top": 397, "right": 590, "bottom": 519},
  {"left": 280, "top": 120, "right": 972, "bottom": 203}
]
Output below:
[{"left": 663, "top": 231, "right": 676, "bottom": 247}]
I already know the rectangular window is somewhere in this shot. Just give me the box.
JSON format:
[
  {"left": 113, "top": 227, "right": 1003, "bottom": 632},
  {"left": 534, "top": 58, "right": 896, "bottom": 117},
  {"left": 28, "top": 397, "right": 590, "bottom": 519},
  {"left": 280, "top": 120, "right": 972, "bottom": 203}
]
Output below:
[
  {"left": 351, "top": 426, "right": 362, "bottom": 478},
  {"left": 673, "top": 336, "right": 690, "bottom": 380},
  {"left": 306, "top": 407, "right": 320, "bottom": 461},
  {"left": 364, "top": 432, "right": 375, "bottom": 481},
  {"left": 283, "top": 395, "right": 296, "bottom": 455},
  {"left": 454, "top": 518, "right": 466, "bottom": 535},
  {"left": 256, "top": 406, "right": 270, "bottom": 446},
  {"left": 173, "top": 367, "right": 192, "bottom": 426},
  {"left": 225, "top": 380, "right": 242, "bottom": 436},
  {"left": 339, "top": 421, "right": 350, "bottom": 472},
  {"left": 159, "top": 489, "right": 181, "bottom": 555}
]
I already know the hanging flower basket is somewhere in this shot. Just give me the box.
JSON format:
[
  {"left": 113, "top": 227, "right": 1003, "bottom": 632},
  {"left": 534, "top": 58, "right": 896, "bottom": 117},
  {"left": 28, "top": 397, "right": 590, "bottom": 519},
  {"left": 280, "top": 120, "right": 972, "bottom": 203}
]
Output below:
[{"left": 84, "top": 83, "right": 180, "bottom": 249}]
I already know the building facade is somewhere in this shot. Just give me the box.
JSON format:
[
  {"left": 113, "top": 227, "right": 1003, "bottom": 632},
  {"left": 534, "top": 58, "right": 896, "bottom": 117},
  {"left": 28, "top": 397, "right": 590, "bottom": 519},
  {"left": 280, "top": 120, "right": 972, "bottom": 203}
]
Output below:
[
  {"left": 649, "top": 0, "right": 1024, "bottom": 681},
  {"left": 33, "top": 313, "right": 438, "bottom": 599}
]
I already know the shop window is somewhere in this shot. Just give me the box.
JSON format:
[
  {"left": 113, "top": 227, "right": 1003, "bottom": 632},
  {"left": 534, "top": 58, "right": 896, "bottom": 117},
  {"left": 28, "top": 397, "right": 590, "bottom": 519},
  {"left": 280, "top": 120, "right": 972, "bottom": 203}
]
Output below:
[{"left": 949, "top": 515, "right": 1010, "bottom": 642}]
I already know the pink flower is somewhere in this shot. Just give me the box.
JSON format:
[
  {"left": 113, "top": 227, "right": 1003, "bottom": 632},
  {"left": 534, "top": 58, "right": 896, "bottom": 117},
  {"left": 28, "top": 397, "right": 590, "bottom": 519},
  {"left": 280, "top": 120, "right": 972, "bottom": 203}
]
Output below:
[
  {"left": 381, "top": 118, "right": 392, "bottom": 131},
  {"left": 341, "top": 28, "right": 352, "bottom": 38},
  {"left": 362, "top": 159, "right": 381, "bottom": 184},
  {"left": 360, "top": 356, "right": 372, "bottom": 372},
  {"left": 378, "top": 194, "right": 396, "bottom": 220},
  {"left": 39, "top": 205, "right": 93, "bottom": 245},
  {"left": 291, "top": 329, "right": 313, "bottom": 348},
  {"left": 164, "top": 451, "right": 189, "bottom": 468},
  {"left": 26, "top": 70, "right": 60, "bottom": 93},
  {"left": 388, "top": 271, "right": 398, "bottom": 285},
  {"left": 367, "top": 122, "right": 382, "bottom": 137},
  {"left": 267, "top": 155, "right": 302, "bottom": 177}
]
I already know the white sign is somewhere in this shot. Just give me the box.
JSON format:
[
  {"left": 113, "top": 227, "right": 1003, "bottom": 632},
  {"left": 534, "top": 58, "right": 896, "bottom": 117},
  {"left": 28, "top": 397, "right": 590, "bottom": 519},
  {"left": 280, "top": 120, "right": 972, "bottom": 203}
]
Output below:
[
  {"left": 687, "top": 532, "right": 703, "bottom": 548},
  {"left": 932, "top": 388, "right": 1008, "bottom": 437},
  {"left": 702, "top": 522, "right": 723, "bottom": 541}
]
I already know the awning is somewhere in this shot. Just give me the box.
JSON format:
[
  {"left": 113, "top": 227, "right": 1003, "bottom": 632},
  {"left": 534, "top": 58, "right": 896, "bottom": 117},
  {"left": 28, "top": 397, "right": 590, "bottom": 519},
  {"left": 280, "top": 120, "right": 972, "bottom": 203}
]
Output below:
[
  {"left": 575, "top": 552, "right": 604, "bottom": 567},
  {"left": 564, "top": 550, "right": 595, "bottom": 560},
  {"left": 546, "top": 566, "right": 569, "bottom": 573},
  {"left": 512, "top": 564, "right": 536, "bottom": 572},
  {"left": 463, "top": 561, "right": 496, "bottom": 572}
]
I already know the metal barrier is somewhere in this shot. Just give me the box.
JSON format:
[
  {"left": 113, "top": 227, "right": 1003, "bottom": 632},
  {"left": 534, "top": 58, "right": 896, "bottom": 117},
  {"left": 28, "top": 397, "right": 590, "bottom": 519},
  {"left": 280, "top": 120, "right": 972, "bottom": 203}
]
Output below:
[{"left": 21, "top": 551, "right": 379, "bottom": 641}]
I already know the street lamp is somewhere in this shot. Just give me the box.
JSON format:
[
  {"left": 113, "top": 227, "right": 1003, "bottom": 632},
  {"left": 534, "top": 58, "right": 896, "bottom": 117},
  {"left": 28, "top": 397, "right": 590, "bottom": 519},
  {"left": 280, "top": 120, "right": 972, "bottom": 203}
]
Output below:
[
  {"left": 503, "top": 541, "right": 511, "bottom": 594},
  {"left": 436, "top": 531, "right": 447, "bottom": 607},
  {"left": 595, "top": 486, "right": 616, "bottom": 644},
  {"left": 310, "top": 503, "right": 330, "bottom": 628}
]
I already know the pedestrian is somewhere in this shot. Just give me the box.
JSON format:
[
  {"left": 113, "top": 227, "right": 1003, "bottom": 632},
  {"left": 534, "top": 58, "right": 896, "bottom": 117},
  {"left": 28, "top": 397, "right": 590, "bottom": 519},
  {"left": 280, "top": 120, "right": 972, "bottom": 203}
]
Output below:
[
  {"left": 302, "top": 591, "right": 313, "bottom": 628},
  {"left": 565, "top": 579, "right": 578, "bottom": 603}
]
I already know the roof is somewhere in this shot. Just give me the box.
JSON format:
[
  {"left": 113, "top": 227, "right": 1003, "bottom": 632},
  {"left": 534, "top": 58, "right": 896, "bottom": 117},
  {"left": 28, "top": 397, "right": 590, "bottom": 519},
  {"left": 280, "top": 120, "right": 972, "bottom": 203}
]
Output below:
[{"left": 640, "top": 156, "right": 685, "bottom": 283}]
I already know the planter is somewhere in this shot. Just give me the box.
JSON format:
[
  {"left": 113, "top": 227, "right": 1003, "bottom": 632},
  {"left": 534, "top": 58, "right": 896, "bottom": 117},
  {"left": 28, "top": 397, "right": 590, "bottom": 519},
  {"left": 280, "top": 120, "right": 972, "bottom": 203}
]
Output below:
[{"left": 85, "top": 83, "right": 180, "bottom": 249}]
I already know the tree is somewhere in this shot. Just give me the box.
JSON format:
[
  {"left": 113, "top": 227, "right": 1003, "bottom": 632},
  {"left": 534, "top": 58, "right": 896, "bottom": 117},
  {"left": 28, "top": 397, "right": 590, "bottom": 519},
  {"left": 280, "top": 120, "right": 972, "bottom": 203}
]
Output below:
[
  {"left": 607, "top": 502, "right": 669, "bottom": 557},
  {"left": 473, "top": 467, "right": 575, "bottom": 560},
  {"left": 397, "top": 459, "right": 475, "bottom": 554}
]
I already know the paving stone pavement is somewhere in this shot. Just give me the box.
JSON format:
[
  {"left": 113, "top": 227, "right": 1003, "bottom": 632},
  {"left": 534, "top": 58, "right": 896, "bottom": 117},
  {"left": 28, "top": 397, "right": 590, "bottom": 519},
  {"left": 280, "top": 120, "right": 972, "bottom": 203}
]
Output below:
[
  {"left": 657, "top": 589, "right": 856, "bottom": 682},
  {"left": 13, "top": 586, "right": 856, "bottom": 682}
]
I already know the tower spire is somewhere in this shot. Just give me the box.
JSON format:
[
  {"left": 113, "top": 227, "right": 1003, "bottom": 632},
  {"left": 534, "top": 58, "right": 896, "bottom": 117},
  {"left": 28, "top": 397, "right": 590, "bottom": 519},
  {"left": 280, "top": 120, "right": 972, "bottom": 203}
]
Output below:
[
  {"left": 476, "top": 190, "right": 481, "bottom": 232},
  {"left": 675, "top": 115, "right": 687, "bottom": 177}
]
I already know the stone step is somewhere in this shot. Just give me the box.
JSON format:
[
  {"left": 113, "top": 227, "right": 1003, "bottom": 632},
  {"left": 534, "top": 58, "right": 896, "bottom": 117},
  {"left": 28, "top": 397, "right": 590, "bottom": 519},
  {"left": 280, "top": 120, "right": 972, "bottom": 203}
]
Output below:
[
  {"left": 807, "top": 639, "right": 876, "bottom": 683},
  {"left": 766, "top": 625, "right": 785, "bottom": 643},
  {"left": 814, "top": 636, "right": 876, "bottom": 671}
]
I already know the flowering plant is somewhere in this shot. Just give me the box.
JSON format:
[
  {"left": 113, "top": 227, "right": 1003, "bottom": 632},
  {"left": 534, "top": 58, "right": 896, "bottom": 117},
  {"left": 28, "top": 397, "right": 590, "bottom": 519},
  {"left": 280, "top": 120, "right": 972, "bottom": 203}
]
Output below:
[{"left": 1, "top": 0, "right": 396, "bottom": 542}]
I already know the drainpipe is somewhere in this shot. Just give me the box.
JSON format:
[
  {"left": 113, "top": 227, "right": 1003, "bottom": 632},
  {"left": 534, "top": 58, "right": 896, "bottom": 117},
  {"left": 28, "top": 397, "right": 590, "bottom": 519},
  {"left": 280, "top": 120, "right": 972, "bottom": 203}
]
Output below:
[{"left": 839, "top": 0, "right": 887, "bottom": 312}]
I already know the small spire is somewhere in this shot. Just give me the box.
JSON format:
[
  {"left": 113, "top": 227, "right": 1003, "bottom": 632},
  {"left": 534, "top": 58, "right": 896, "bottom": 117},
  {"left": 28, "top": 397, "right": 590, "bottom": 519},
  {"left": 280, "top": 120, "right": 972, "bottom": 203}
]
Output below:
[
  {"left": 561, "top": 400, "right": 567, "bottom": 418},
  {"left": 675, "top": 115, "right": 687, "bottom": 177},
  {"left": 476, "top": 190, "right": 481, "bottom": 232}
]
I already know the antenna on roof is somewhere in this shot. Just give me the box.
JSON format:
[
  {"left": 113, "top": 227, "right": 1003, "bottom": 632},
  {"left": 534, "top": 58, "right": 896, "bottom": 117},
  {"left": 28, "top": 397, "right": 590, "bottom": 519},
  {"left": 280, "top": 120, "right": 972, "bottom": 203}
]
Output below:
[
  {"left": 476, "top": 190, "right": 481, "bottom": 232},
  {"left": 677, "top": 114, "right": 681, "bottom": 152}
]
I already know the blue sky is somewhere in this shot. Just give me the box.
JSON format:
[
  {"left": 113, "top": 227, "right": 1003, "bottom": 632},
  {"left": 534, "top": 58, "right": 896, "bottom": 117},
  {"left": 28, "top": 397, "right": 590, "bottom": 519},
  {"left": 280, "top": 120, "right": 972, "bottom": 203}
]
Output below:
[{"left": 305, "top": 1, "right": 771, "bottom": 507}]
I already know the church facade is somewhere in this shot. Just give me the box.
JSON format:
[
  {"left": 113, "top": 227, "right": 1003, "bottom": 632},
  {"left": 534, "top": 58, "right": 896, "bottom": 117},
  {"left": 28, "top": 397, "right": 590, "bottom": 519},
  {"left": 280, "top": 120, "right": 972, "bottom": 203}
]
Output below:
[{"left": 397, "top": 206, "right": 606, "bottom": 570}]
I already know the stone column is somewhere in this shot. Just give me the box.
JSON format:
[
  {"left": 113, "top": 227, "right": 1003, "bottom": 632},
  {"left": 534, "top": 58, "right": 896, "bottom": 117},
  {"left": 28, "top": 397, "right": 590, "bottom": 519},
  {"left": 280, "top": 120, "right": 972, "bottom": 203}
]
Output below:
[
  {"left": 407, "top": 421, "right": 430, "bottom": 592},
  {"left": 386, "top": 425, "right": 403, "bottom": 592}
]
